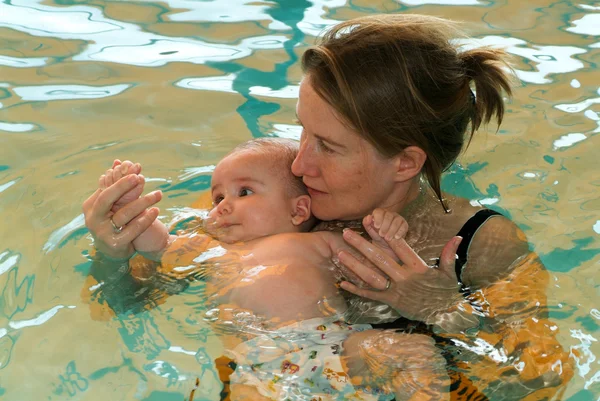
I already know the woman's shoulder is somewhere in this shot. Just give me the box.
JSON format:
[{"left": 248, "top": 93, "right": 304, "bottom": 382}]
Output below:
[
  {"left": 421, "top": 196, "right": 531, "bottom": 287},
  {"left": 456, "top": 206, "right": 531, "bottom": 288}
]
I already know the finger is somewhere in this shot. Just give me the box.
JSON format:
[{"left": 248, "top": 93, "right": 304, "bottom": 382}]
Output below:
[
  {"left": 378, "top": 212, "right": 394, "bottom": 238},
  {"left": 112, "top": 190, "right": 162, "bottom": 227},
  {"left": 95, "top": 174, "right": 143, "bottom": 216},
  {"left": 112, "top": 165, "right": 125, "bottom": 184},
  {"left": 98, "top": 174, "right": 107, "bottom": 190},
  {"left": 82, "top": 188, "right": 102, "bottom": 213},
  {"left": 118, "top": 207, "right": 160, "bottom": 244},
  {"left": 337, "top": 249, "right": 390, "bottom": 290},
  {"left": 343, "top": 228, "right": 405, "bottom": 280},
  {"left": 362, "top": 214, "right": 373, "bottom": 228},
  {"left": 119, "top": 160, "right": 134, "bottom": 176},
  {"left": 339, "top": 280, "right": 387, "bottom": 304},
  {"left": 386, "top": 217, "right": 408, "bottom": 241},
  {"left": 104, "top": 169, "right": 115, "bottom": 187},
  {"left": 372, "top": 209, "right": 385, "bottom": 229},
  {"left": 133, "top": 162, "right": 142, "bottom": 175},
  {"left": 388, "top": 238, "right": 429, "bottom": 274},
  {"left": 438, "top": 236, "right": 462, "bottom": 274},
  {"left": 112, "top": 159, "right": 122, "bottom": 169},
  {"left": 364, "top": 219, "right": 382, "bottom": 242}
]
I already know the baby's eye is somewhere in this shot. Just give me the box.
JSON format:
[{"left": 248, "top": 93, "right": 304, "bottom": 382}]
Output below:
[
  {"left": 213, "top": 195, "right": 224, "bottom": 205},
  {"left": 239, "top": 188, "right": 254, "bottom": 197}
]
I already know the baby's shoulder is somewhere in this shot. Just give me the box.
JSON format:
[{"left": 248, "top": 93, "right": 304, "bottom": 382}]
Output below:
[{"left": 253, "top": 231, "right": 336, "bottom": 264}]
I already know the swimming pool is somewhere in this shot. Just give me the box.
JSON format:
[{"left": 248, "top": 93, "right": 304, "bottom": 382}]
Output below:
[{"left": 0, "top": 0, "right": 598, "bottom": 400}]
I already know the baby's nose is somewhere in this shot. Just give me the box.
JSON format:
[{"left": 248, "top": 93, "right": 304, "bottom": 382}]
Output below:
[{"left": 216, "top": 198, "right": 233, "bottom": 215}]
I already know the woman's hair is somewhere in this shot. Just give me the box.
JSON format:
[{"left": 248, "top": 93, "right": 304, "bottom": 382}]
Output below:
[{"left": 302, "top": 14, "right": 513, "bottom": 211}]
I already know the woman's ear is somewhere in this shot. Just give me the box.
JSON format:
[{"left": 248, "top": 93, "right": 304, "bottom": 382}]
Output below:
[
  {"left": 291, "top": 195, "right": 312, "bottom": 226},
  {"left": 394, "top": 146, "right": 427, "bottom": 182}
]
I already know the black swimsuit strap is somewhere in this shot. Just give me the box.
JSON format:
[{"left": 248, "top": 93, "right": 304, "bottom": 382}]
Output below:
[{"left": 455, "top": 209, "right": 502, "bottom": 295}]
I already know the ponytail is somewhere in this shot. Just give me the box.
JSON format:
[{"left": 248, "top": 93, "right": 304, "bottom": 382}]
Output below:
[{"left": 460, "top": 48, "right": 514, "bottom": 139}]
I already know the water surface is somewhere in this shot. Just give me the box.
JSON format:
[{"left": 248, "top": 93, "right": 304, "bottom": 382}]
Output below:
[{"left": 0, "top": 0, "right": 598, "bottom": 400}]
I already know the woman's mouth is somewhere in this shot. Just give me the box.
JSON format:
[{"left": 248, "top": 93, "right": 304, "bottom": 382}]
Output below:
[{"left": 306, "top": 186, "right": 327, "bottom": 196}]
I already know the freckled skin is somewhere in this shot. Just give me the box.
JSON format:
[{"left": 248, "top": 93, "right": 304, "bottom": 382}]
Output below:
[{"left": 292, "top": 78, "right": 402, "bottom": 221}]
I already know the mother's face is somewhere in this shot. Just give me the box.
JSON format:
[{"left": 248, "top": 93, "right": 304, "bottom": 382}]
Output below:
[{"left": 291, "top": 78, "right": 400, "bottom": 221}]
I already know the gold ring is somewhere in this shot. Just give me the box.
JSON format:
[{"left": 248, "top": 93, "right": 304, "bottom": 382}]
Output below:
[
  {"left": 110, "top": 217, "right": 123, "bottom": 234},
  {"left": 384, "top": 277, "right": 391, "bottom": 291}
]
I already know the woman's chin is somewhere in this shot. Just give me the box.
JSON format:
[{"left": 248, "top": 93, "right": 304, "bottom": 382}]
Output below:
[{"left": 311, "top": 205, "right": 340, "bottom": 221}]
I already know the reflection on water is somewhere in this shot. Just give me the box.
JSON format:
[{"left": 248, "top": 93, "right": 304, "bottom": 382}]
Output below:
[{"left": 0, "top": 0, "right": 599, "bottom": 400}]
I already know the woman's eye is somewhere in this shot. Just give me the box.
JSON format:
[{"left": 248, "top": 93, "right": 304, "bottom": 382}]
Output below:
[
  {"left": 317, "top": 138, "right": 334, "bottom": 154},
  {"left": 239, "top": 188, "right": 254, "bottom": 197}
]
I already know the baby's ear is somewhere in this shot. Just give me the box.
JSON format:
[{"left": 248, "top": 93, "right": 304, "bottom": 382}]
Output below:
[{"left": 291, "top": 195, "right": 312, "bottom": 226}]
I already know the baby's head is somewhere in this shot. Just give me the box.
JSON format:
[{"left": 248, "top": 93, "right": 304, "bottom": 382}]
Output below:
[{"left": 207, "top": 138, "right": 314, "bottom": 243}]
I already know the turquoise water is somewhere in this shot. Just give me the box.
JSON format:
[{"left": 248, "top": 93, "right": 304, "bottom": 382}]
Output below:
[{"left": 0, "top": 0, "right": 599, "bottom": 400}]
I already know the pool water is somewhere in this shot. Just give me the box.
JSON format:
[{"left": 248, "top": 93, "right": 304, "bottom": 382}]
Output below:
[{"left": 0, "top": 0, "right": 598, "bottom": 400}]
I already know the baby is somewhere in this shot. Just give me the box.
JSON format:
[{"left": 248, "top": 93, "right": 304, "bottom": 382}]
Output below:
[{"left": 100, "top": 138, "right": 447, "bottom": 401}]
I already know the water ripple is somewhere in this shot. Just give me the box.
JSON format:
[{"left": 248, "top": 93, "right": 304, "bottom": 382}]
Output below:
[
  {"left": 0, "top": 122, "right": 37, "bottom": 133},
  {"left": 458, "top": 36, "right": 587, "bottom": 84},
  {"left": 566, "top": 14, "right": 600, "bottom": 36},
  {"left": 165, "top": 0, "right": 290, "bottom": 29},
  {"left": 0, "top": 55, "right": 48, "bottom": 68},
  {"left": 43, "top": 214, "right": 86, "bottom": 254},
  {"left": 1, "top": 1, "right": 288, "bottom": 67},
  {"left": 13, "top": 84, "right": 130, "bottom": 101}
]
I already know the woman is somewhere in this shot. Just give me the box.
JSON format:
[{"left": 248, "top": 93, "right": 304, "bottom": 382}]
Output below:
[{"left": 83, "top": 14, "right": 572, "bottom": 400}]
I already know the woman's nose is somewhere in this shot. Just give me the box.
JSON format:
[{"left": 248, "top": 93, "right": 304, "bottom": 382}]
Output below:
[{"left": 292, "top": 140, "right": 317, "bottom": 178}]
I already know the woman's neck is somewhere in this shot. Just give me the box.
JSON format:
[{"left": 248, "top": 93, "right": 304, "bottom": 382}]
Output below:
[{"left": 384, "top": 176, "right": 426, "bottom": 217}]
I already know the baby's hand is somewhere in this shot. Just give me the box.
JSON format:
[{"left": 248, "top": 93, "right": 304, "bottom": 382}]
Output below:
[
  {"left": 362, "top": 209, "right": 408, "bottom": 261},
  {"left": 99, "top": 160, "right": 144, "bottom": 213}
]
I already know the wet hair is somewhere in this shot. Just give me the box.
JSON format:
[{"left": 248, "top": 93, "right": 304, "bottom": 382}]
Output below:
[
  {"left": 229, "top": 137, "right": 308, "bottom": 199},
  {"left": 302, "top": 14, "right": 513, "bottom": 211}
]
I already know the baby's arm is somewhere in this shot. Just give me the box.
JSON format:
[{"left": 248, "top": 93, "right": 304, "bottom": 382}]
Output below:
[
  {"left": 99, "top": 161, "right": 175, "bottom": 261},
  {"left": 362, "top": 208, "right": 408, "bottom": 262}
]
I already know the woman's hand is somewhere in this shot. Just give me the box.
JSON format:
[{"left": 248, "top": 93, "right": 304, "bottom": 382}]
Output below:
[
  {"left": 337, "top": 226, "right": 463, "bottom": 324},
  {"left": 82, "top": 173, "right": 162, "bottom": 261},
  {"left": 99, "top": 159, "right": 145, "bottom": 213}
]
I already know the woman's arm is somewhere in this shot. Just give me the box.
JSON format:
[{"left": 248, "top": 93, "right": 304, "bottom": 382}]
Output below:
[
  {"left": 428, "top": 216, "right": 530, "bottom": 332},
  {"left": 335, "top": 216, "right": 533, "bottom": 332},
  {"left": 336, "top": 216, "right": 573, "bottom": 398}
]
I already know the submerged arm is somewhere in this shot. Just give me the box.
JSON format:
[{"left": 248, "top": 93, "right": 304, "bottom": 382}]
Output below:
[{"left": 82, "top": 232, "right": 215, "bottom": 320}]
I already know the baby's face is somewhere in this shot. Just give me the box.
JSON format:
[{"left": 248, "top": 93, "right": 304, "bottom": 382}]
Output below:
[{"left": 207, "top": 150, "right": 297, "bottom": 243}]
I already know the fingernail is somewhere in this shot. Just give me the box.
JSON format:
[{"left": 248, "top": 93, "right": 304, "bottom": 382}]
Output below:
[
  {"left": 394, "top": 233, "right": 403, "bottom": 240},
  {"left": 455, "top": 236, "right": 463, "bottom": 246},
  {"left": 342, "top": 228, "right": 353, "bottom": 237},
  {"left": 122, "top": 165, "right": 129, "bottom": 174}
]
